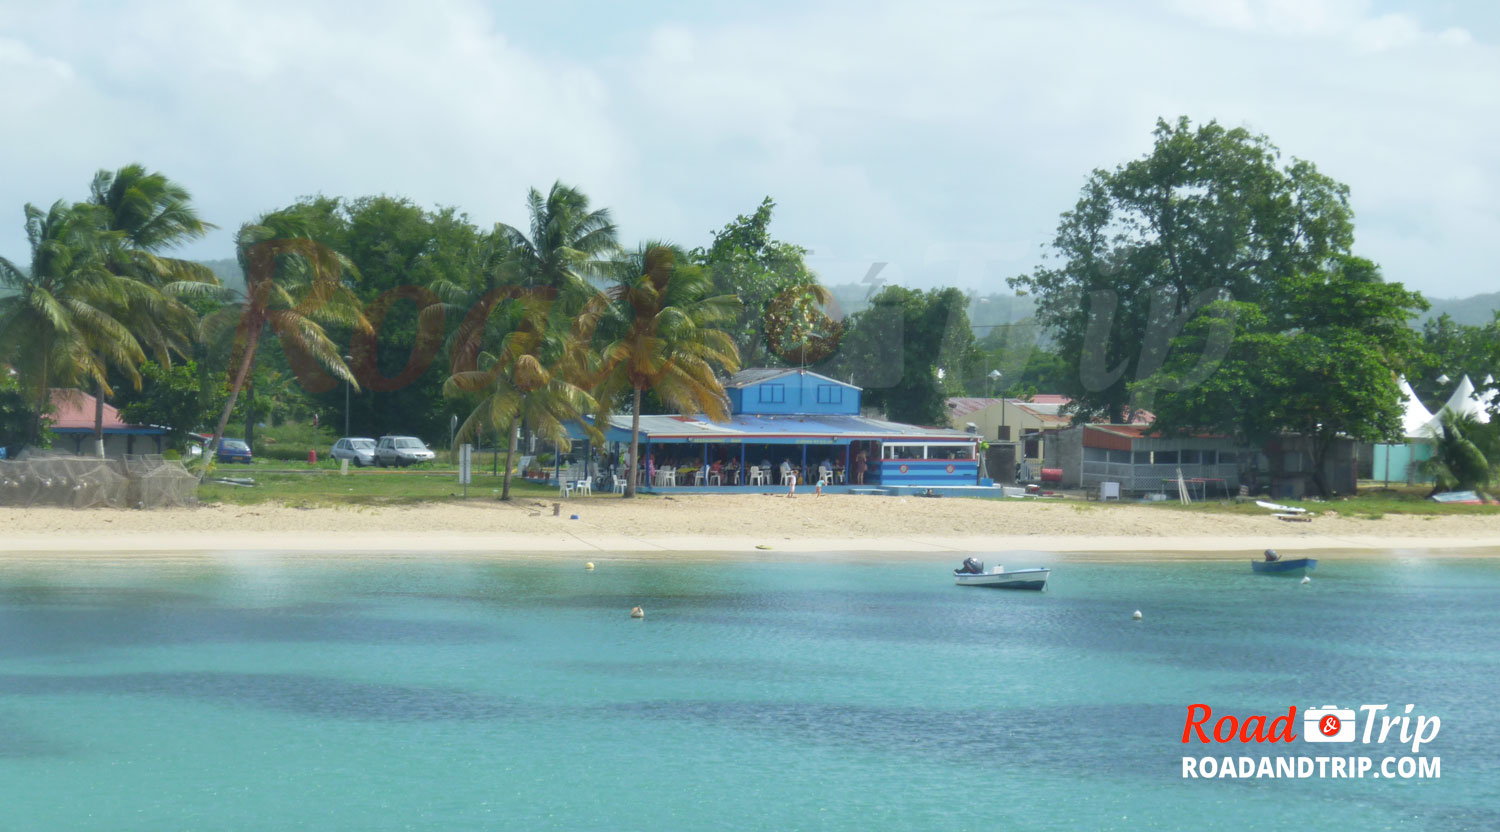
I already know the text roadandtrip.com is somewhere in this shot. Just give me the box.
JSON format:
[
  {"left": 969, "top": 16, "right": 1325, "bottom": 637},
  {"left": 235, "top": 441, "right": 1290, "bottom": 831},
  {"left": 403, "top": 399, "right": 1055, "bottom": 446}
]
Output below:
[{"left": 1178, "top": 704, "right": 1442, "bottom": 780}]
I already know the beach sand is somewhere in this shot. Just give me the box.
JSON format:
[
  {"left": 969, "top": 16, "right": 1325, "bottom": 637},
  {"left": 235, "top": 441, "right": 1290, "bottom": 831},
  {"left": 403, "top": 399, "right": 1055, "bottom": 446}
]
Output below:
[{"left": 2, "top": 494, "right": 1498, "bottom": 561}]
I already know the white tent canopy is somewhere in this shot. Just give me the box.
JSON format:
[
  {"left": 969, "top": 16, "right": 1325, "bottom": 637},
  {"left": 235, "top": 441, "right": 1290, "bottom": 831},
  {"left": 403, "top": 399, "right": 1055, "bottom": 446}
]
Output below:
[
  {"left": 1434, "top": 375, "right": 1492, "bottom": 426},
  {"left": 1398, "top": 376, "right": 1438, "bottom": 438}
]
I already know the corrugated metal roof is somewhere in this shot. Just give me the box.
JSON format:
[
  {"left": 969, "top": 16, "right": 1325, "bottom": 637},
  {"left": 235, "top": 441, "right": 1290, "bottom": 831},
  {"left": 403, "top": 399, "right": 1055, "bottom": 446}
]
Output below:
[
  {"left": 574, "top": 412, "right": 974, "bottom": 442},
  {"left": 723, "top": 367, "right": 860, "bottom": 390},
  {"left": 944, "top": 397, "right": 1002, "bottom": 418}
]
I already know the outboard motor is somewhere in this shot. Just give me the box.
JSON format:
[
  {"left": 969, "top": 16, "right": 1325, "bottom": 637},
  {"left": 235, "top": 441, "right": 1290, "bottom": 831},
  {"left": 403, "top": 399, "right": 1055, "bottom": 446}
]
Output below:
[
  {"left": 956, "top": 557, "right": 985, "bottom": 575},
  {"left": 1264, "top": 549, "right": 1280, "bottom": 562}
]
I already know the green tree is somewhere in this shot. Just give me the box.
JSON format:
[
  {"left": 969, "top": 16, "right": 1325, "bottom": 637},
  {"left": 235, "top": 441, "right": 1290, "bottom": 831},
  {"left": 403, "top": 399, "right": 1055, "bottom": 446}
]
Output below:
[
  {"left": 280, "top": 195, "right": 487, "bottom": 442},
  {"left": 115, "top": 360, "right": 228, "bottom": 451},
  {"left": 585, "top": 244, "right": 741, "bottom": 497},
  {"left": 1143, "top": 256, "right": 1427, "bottom": 496},
  {"left": 0, "top": 201, "right": 143, "bottom": 450},
  {"left": 692, "top": 197, "right": 818, "bottom": 366},
  {"left": 498, "top": 182, "right": 618, "bottom": 297},
  {"left": 1410, "top": 312, "right": 1500, "bottom": 412},
  {"left": 0, "top": 371, "right": 42, "bottom": 456},
  {"left": 87, "top": 164, "right": 217, "bottom": 453},
  {"left": 829, "top": 285, "right": 978, "bottom": 425},
  {"left": 201, "top": 212, "right": 369, "bottom": 478},
  {"left": 1012, "top": 117, "right": 1355, "bottom": 423}
]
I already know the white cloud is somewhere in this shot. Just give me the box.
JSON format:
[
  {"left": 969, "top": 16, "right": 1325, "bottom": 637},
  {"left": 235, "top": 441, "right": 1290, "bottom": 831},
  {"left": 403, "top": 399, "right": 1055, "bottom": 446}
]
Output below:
[{"left": 0, "top": 0, "right": 1496, "bottom": 299}]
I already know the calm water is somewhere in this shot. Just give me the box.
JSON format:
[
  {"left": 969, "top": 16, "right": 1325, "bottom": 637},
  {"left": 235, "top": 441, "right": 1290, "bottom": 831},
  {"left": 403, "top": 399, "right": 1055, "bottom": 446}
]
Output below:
[{"left": 1, "top": 553, "right": 1497, "bottom": 831}]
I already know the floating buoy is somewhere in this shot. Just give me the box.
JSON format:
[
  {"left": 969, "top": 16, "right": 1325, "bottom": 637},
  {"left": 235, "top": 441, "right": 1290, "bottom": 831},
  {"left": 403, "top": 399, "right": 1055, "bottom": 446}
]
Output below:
[
  {"left": 1132, "top": 610, "right": 1143, "bottom": 621},
  {"left": 1301, "top": 576, "right": 1311, "bottom": 585},
  {"left": 630, "top": 606, "right": 645, "bottom": 619},
  {"left": 585, "top": 562, "right": 595, "bottom": 570}
]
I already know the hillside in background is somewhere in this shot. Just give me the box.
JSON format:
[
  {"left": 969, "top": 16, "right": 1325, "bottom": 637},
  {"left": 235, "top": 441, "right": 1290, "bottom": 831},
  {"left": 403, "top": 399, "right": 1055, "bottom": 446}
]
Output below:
[
  {"left": 1421, "top": 292, "right": 1500, "bottom": 326},
  {"left": 199, "top": 258, "right": 243, "bottom": 292}
]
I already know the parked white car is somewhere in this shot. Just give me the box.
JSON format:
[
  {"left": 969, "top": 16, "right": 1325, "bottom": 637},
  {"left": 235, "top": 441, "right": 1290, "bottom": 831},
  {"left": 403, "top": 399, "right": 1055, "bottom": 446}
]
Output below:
[
  {"left": 331, "top": 437, "right": 377, "bottom": 467},
  {"left": 373, "top": 435, "right": 435, "bottom": 467}
]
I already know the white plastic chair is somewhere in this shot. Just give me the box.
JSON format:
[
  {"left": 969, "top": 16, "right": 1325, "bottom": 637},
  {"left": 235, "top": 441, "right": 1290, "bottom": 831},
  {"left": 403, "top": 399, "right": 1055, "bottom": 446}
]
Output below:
[
  {"left": 748, "top": 466, "right": 767, "bottom": 486},
  {"left": 560, "top": 481, "right": 575, "bottom": 498},
  {"left": 693, "top": 469, "right": 706, "bottom": 486},
  {"left": 612, "top": 475, "right": 626, "bottom": 494},
  {"left": 817, "top": 465, "right": 832, "bottom": 486},
  {"left": 575, "top": 479, "right": 592, "bottom": 496}
]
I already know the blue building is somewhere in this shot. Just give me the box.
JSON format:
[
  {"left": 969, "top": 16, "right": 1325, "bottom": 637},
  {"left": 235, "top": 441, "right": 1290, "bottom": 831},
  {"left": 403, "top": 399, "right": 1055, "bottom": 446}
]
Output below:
[{"left": 560, "top": 368, "right": 989, "bottom": 494}]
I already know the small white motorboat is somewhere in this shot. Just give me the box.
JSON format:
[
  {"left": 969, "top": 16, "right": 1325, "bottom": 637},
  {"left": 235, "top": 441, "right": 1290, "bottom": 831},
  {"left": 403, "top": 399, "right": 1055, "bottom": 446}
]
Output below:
[{"left": 953, "top": 558, "right": 1050, "bottom": 590}]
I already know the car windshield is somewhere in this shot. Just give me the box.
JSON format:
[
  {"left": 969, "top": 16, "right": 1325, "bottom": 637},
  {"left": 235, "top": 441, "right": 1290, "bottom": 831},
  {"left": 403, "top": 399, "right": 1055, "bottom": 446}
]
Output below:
[
  {"left": 396, "top": 439, "right": 424, "bottom": 449},
  {"left": 221, "top": 440, "right": 249, "bottom": 452},
  {"left": 350, "top": 439, "right": 375, "bottom": 449}
]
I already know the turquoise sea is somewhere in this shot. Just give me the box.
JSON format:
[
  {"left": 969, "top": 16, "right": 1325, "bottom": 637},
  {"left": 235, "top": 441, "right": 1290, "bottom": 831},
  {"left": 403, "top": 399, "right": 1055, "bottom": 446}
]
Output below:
[{"left": 1, "top": 553, "right": 1497, "bottom": 831}]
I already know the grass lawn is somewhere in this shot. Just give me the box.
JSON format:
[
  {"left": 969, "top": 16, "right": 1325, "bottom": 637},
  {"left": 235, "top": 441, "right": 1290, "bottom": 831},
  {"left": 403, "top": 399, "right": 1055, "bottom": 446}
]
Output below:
[
  {"left": 1145, "top": 483, "right": 1500, "bottom": 519},
  {"left": 197, "top": 468, "right": 603, "bottom": 507}
]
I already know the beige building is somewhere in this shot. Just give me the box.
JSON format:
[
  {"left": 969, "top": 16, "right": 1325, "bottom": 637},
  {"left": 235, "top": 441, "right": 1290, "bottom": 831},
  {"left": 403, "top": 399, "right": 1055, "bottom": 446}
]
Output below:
[{"left": 944, "top": 396, "right": 1073, "bottom": 464}]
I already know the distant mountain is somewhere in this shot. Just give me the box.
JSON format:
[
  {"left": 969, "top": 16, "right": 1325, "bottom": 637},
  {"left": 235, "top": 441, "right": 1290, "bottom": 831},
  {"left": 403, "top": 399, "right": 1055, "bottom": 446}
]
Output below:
[
  {"left": 199, "top": 258, "right": 243, "bottom": 292},
  {"left": 1420, "top": 292, "right": 1500, "bottom": 326}
]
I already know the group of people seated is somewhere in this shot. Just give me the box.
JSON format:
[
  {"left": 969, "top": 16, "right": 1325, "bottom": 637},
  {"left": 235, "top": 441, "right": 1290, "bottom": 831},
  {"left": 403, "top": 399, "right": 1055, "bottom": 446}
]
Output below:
[{"left": 610, "top": 448, "right": 871, "bottom": 488}]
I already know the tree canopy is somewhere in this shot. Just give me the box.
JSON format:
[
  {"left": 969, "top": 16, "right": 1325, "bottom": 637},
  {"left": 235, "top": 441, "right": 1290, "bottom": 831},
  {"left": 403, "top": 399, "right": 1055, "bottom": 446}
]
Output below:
[{"left": 1012, "top": 116, "right": 1356, "bottom": 423}]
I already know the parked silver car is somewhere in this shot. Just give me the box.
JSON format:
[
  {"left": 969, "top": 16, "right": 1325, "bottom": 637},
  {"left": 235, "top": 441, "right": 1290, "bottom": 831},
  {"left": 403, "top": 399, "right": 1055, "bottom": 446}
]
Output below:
[
  {"left": 331, "top": 437, "right": 377, "bottom": 467},
  {"left": 374, "top": 435, "right": 435, "bottom": 467}
]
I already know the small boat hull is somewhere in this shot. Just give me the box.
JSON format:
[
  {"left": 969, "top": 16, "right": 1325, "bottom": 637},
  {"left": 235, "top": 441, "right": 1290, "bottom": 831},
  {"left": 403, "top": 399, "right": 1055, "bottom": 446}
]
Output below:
[
  {"left": 1251, "top": 557, "right": 1317, "bottom": 575},
  {"left": 954, "top": 568, "right": 1050, "bottom": 590}
]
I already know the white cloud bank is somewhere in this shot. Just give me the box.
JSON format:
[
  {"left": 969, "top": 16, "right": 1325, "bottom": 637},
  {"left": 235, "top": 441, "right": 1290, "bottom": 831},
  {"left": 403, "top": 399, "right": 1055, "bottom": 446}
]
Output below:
[{"left": 1, "top": 0, "right": 1496, "bottom": 297}]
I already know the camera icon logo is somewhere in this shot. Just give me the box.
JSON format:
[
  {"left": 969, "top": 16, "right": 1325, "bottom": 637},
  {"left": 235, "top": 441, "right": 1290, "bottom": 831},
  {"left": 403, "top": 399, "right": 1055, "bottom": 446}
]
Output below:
[{"left": 1303, "top": 706, "right": 1356, "bottom": 742}]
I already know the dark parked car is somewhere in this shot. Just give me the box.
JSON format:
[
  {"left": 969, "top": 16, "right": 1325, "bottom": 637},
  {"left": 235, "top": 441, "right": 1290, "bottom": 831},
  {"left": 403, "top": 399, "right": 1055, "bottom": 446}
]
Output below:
[{"left": 216, "top": 438, "right": 253, "bottom": 464}]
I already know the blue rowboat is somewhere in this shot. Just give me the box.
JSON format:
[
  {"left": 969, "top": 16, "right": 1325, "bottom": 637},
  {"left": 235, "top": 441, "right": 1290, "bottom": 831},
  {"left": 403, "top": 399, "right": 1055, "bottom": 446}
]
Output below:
[{"left": 1250, "top": 557, "right": 1317, "bottom": 575}]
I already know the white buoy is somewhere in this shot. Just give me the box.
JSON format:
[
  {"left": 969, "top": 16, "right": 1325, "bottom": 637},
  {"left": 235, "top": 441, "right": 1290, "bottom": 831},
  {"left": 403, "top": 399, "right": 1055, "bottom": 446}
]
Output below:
[
  {"left": 1132, "top": 610, "right": 1143, "bottom": 621},
  {"left": 585, "top": 562, "right": 595, "bottom": 571},
  {"left": 1301, "top": 576, "right": 1311, "bottom": 585},
  {"left": 630, "top": 606, "right": 645, "bottom": 618}
]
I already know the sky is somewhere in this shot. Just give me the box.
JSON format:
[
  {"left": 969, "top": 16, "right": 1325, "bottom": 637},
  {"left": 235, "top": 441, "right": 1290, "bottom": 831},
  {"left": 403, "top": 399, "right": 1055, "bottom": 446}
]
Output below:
[{"left": 2, "top": 0, "right": 1497, "bottom": 300}]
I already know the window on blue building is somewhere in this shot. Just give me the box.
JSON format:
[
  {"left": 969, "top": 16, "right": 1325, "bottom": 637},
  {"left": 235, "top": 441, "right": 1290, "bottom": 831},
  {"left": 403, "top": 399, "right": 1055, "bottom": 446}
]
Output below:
[
  {"left": 759, "top": 384, "right": 785, "bottom": 404},
  {"left": 815, "top": 385, "right": 842, "bottom": 405}
]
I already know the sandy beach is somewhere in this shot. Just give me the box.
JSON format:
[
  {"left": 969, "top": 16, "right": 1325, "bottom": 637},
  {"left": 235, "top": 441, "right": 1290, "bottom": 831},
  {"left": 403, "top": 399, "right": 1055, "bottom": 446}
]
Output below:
[{"left": 2, "top": 494, "right": 1498, "bottom": 560}]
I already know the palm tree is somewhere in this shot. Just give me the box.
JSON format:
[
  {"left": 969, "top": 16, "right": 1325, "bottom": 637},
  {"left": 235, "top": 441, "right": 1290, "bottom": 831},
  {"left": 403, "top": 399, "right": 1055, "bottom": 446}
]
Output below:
[
  {"left": 200, "top": 212, "right": 369, "bottom": 479},
  {"left": 444, "top": 293, "right": 600, "bottom": 500},
  {"left": 86, "top": 164, "right": 217, "bottom": 454},
  {"left": 585, "top": 243, "right": 741, "bottom": 497},
  {"left": 1418, "top": 410, "right": 1494, "bottom": 494},
  {"left": 0, "top": 201, "right": 144, "bottom": 450},
  {"left": 497, "top": 182, "right": 618, "bottom": 298}
]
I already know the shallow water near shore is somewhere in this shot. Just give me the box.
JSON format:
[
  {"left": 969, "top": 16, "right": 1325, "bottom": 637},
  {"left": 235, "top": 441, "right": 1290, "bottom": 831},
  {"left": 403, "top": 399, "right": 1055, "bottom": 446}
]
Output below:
[{"left": 1, "top": 553, "right": 1497, "bottom": 831}]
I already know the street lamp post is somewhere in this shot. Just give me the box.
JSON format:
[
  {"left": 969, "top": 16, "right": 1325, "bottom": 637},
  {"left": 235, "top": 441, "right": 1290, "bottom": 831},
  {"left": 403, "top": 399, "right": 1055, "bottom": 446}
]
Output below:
[{"left": 343, "top": 355, "right": 353, "bottom": 438}]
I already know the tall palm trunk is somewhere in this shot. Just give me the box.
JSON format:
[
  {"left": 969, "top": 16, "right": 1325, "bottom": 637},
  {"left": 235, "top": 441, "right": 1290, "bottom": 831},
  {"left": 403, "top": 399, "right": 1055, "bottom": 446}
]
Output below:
[
  {"left": 244, "top": 376, "right": 257, "bottom": 450},
  {"left": 500, "top": 418, "right": 519, "bottom": 501},
  {"left": 93, "top": 380, "right": 107, "bottom": 457},
  {"left": 28, "top": 352, "right": 50, "bottom": 452},
  {"left": 201, "top": 323, "right": 261, "bottom": 482},
  {"left": 624, "top": 384, "right": 642, "bottom": 498}
]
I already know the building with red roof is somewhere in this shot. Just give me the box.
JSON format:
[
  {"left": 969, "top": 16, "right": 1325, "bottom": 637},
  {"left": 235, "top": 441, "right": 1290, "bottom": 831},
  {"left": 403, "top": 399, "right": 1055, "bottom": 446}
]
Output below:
[{"left": 47, "top": 389, "right": 167, "bottom": 457}]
